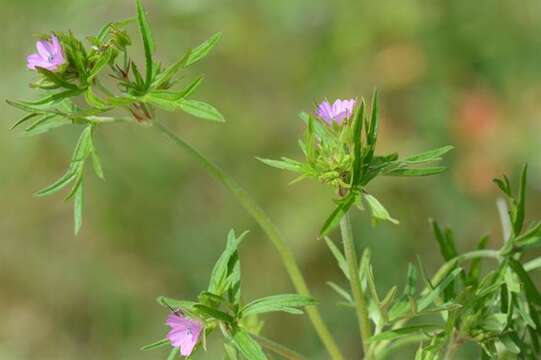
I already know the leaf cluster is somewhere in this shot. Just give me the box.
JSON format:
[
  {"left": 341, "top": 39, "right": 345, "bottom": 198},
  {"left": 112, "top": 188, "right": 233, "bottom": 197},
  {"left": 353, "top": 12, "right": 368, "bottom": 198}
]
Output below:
[
  {"left": 326, "top": 165, "right": 541, "bottom": 359},
  {"left": 7, "top": 0, "right": 224, "bottom": 233},
  {"left": 258, "top": 92, "right": 453, "bottom": 235},
  {"left": 144, "top": 230, "right": 316, "bottom": 359}
]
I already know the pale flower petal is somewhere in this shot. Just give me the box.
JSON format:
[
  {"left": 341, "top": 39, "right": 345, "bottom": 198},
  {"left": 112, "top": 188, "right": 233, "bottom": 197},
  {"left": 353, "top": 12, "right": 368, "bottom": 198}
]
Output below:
[
  {"left": 26, "top": 34, "right": 66, "bottom": 72},
  {"left": 165, "top": 313, "right": 203, "bottom": 357},
  {"left": 315, "top": 98, "right": 356, "bottom": 125}
]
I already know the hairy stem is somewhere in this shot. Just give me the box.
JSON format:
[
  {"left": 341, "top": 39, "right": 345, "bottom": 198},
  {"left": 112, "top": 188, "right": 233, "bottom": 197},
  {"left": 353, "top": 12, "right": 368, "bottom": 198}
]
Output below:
[
  {"left": 154, "top": 121, "right": 344, "bottom": 360},
  {"left": 252, "top": 334, "right": 307, "bottom": 360},
  {"left": 443, "top": 332, "right": 461, "bottom": 360},
  {"left": 339, "top": 211, "right": 372, "bottom": 358}
]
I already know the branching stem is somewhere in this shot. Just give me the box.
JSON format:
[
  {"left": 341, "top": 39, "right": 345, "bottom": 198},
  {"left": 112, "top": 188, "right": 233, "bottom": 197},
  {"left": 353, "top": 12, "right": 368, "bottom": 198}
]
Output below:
[{"left": 154, "top": 121, "right": 344, "bottom": 360}]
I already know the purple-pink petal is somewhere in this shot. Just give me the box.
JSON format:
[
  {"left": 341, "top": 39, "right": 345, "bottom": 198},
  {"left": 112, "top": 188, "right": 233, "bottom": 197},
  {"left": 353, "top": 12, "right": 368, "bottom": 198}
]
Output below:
[
  {"left": 165, "top": 313, "right": 203, "bottom": 357},
  {"left": 315, "top": 98, "right": 356, "bottom": 125},
  {"left": 36, "top": 40, "right": 53, "bottom": 58},
  {"left": 26, "top": 34, "right": 66, "bottom": 72},
  {"left": 50, "top": 35, "right": 62, "bottom": 52}
]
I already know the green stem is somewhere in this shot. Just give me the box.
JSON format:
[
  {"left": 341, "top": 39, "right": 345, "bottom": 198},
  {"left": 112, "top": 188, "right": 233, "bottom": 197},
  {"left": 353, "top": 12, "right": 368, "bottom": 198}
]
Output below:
[
  {"left": 251, "top": 334, "right": 307, "bottom": 360},
  {"left": 443, "top": 332, "right": 460, "bottom": 360},
  {"left": 339, "top": 211, "right": 372, "bottom": 358},
  {"left": 154, "top": 121, "right": 344, "bottom": 360}
]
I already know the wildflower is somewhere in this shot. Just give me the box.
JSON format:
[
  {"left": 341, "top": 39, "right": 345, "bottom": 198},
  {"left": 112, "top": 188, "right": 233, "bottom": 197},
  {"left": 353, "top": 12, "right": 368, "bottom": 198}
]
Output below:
[
  {"left": 165, "top": 313, "right": 203, "bottom": 356},
  {"left": 26, "top": 34, "right": 66, "bottom": 71},
  {"left": 315, "top": 99, "right": 356, "bottom": 125}
]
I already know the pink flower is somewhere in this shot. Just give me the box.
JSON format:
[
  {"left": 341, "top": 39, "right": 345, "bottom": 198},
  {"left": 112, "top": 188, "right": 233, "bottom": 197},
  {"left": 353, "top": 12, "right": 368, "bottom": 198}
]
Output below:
[
  {"left": 166, "top": 313, "right": 203, "bottom": 357},
  {"left": 315, "top": 99, "right": 356, "bottom": 125},
  {"left": 26, "top": 34, "right": 66, "bottom": 72}
]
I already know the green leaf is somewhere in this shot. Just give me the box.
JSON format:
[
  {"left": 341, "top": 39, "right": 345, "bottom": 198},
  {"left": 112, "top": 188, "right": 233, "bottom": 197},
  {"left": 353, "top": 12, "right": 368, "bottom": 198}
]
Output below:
[
  {"left": 143, "top": 92, "right": 179, "bottom": 111},
  {"left": 88, "top": 48, "right": 115, "bottom": 81},
  {"left": 327, "top": 281, "right": 352, "bottom": 303},
  {"left": 63, "top": 34, "right": 88, "bottom": 80},
  {"left": 24, "top": 117, "right": 72, "bottom": 137},
  {"left": 351, "top": 100, "right": 365, "bottom": 187},
  {"left": 96, "top": 17, "right": 136, "bottom": 42},
  {"left": 152, "top": 50, "right": 192, "bottom": 89},
  {"left": 208, "top": 230, "right": 247, "bottom": 297},
  {"left": 156, "top": 296, "right": 196, "bottom": 311},
  {"left": 364, "top": 90, "right": 379, "bottom": 165},
  {"left": 35, "top": 170, "right": 77, "bottom": 197},
  {"left": 256, "top": 157, "right": 304, "bottom": 173},
  {"left": 230, "top": 328, "right": 267, "bottom": 360},
  {"left": 73, "top": 180, "right": 84, "bottom": 234},
  {"left": 467, "top": 234, "right": 490, "bottom": 284},
  {"left": 241, "top": 294, "right": 316, "bottom": 317},
  {"left": 19, "top": 89, "right": 83, "bottom": 106},
  {"left": 6, "top": 99, "right": 55, "bottom": 114},
  {"left": 417, "top": 268, "right": 462, "bottom": 311},
  {"left": 524, "top": 257, "right": 541, "bottom": 272},
  {"left": 36, "top": 67, "right": 79, "bottom": 90},
  {"left": 324, "top": 237, "right": 349, "bottom": 278},
  {"left": 179, "top": 76, "right": 204, "bottom": 99},
  {"left": 320, "top": 193, "right": 356, "bottom": 236},
  {"left": 509, "top": 258, "right": 541, "bottom": 306},
  {"left": 364, "top": 194, "right": 399, "bottom": 225},
  {"left": 150, "top": 77, "right": 205, "bottom": 105},
  {"left": 185, "top": 32, "right": 222, "bottom": 67},
  {"left": 402, "top": 146, "right": 454, "bottom": 164},
  {"left": 513, "top": 163, "right": 528, "bottom": 235},
  {"left": 493, "top": 176, "right": 512, "bottom": 197},
  {"left": 385, "top": 166, "right": 447, "bottom": 177},
  {"left": 35, "top": 125, "right": 94, "bottom": 198},
  {"left": 11, "top": 113, "right": 39, "bottom": 130},
  {"left": 367, "top": 324, "right": 442, "bottom": 343},
  {"left": 516, "top": 221, "right": 541, "bottom": 249},
  {"left": 22, "top": 114, "right": 72, "bottom": 136},
  {"left": 140, "top": 338, "right": 169, "bottom": 351},
  {"left": 404, "top": 263, "right": 417, "bottom": 297},
  {"left": 430, "top": 220, "right": 458, "bottom": 261},
  {"left": 135, "top": 0, "right": 154, "bottom": 89},
  {"left": 193, "top": 304, "right": 235, "bottom": 323},
  {"left": 91, "top": 150, "right": 105, "bottom": 180},
  {"left": 85, "top": 87, "right": 110, "bottom": 110},
  {"left": 177, "top": 98, "right": 225, "bottom": 122},
  {"left": 130, "top": 62, "right": 144, "bottom": 88},
  {"left": 70, "top": 126, "right": 94, "bottom": 164},
  {"left": 224, "top": 343, "right": 239, "bottom": 360},
  {"left": 480, "top": 313, "right": 508, "bottom": 332}
]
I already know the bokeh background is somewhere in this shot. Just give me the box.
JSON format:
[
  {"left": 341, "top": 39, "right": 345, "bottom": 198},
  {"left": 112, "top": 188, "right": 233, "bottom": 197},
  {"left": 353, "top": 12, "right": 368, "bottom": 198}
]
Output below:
[{"left": 1, "top": 0, "right": 541, "bottom": 359}]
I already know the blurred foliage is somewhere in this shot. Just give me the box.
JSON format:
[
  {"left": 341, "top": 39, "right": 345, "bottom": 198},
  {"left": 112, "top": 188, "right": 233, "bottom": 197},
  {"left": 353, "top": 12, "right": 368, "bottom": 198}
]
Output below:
[{"left": 1, "top": 0, "right": 540, "bottom": 359}]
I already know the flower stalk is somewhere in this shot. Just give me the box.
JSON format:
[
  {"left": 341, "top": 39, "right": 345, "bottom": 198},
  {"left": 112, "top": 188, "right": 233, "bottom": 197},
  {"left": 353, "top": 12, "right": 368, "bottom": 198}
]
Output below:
[{"left": 339, "top": 210, "right": 372, "bottom": 358}]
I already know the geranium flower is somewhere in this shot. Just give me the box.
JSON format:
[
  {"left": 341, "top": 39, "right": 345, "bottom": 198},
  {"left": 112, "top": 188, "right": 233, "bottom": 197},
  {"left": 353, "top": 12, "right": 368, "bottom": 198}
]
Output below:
[
  {"left": 165, "top": 313, "right": 203, "bottom": 357},
  {"left": 315, "top": 99, "right": 356, "bottom": 125},
  {"left": 26, "top": 34, "right": 66, "bottom": 71}
]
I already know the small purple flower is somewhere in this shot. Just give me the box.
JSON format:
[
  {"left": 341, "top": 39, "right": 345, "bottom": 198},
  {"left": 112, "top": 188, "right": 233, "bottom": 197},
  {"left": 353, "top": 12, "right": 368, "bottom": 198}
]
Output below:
[
  {"left": 166, "top": 313, "right": 203, "bottom": 357},
  {"left": 26, "top": 34, "right": 66, "bottom": 72},
  {"left": 315, "top": 99, "right": 357, "bottom": 125}
]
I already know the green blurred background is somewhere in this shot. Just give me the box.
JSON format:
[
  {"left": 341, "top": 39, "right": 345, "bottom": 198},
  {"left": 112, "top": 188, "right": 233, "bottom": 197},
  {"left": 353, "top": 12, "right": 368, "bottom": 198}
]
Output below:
[{"left": 1, "top": 0, "right": 540, "bottom": 359}]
